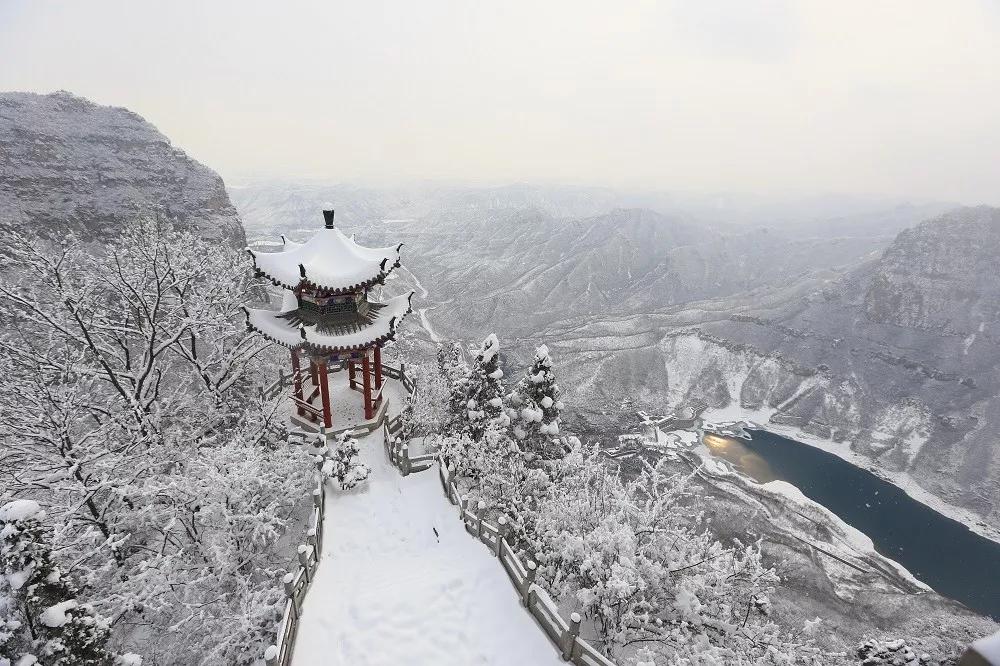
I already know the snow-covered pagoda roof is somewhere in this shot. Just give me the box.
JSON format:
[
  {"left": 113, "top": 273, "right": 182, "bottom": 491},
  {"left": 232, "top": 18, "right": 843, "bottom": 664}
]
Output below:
[
  {"left": 244, "top": 291, "right": 414, "bottom": 353},
  {"left": 246, "top": 210, "right": 403, "bottom": 292}
]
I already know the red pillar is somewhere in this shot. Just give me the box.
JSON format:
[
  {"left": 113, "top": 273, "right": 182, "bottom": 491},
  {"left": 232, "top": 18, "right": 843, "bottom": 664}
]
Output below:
[
  {"left": 373, "top": 345, "right": 383, "bottom": 410},
  {"left": 361, "top": 348, "right": 373, "bottom": 420},
  {"left": 348, "top": 360, "right": 357, "bottom": 390},
  {"left": 309, "top": 358, "right": 319, "bottom": 389},
  {"left": 291, "top": 349, "right": 304, "bottom": 417},
  {"left": 374, "top": 346, "right": 383, "bottom": 390},
  {"left": 318, "top": 360, "right": 333, "bottom": 429}
]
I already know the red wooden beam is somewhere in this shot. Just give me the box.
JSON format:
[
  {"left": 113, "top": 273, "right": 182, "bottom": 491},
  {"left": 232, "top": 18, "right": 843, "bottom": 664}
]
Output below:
[
  {"left": 362, "top": 349, "right": 373, "bottom": 420},
  {"left": 318, "top": 360, "right": 333, "bottom": 429},
  {"left": 291, "top": 350, "right": 304, "bottom": 417},
  {"left": 373, "top": 345, "right": 383, "bottom": 411}
]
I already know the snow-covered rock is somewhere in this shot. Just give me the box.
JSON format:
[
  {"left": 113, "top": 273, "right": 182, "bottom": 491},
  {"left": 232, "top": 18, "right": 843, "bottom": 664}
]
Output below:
[
  {"left": 39, "top": 600, "right": 78, "bottom": 628},
  {"left": 0, "top": 500, "right": 44, "bottom": 523}
]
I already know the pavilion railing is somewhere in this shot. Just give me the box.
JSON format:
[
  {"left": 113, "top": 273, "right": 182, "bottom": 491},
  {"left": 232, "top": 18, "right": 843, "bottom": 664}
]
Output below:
[
  {"left": 381, "top": 363, "right": 437, "bottom": 476},
  {"left": 264, "top": 476, "right": 325, "bottom": 666}
]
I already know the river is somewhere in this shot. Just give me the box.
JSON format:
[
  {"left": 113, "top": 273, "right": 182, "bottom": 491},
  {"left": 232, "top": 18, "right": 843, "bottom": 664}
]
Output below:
[{"left": 703, "top": 430, "right": 1000, "bottom": 620}]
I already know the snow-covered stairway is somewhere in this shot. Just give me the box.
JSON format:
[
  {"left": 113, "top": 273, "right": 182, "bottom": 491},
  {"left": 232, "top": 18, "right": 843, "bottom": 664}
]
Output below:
[{"left": 292, "top": 429, "right": 562, "bottom": 666}]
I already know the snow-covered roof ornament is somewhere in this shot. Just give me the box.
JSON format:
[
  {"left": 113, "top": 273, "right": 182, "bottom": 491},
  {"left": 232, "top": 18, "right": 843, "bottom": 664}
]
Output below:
[{"left": 246, "top": 209, "right": 403, "bottom": 293}]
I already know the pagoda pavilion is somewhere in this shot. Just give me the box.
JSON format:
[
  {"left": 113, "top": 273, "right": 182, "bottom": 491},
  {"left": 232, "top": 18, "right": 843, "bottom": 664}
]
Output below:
[{"left": 244, "top": 209, "right": 413, "bottom": 430}]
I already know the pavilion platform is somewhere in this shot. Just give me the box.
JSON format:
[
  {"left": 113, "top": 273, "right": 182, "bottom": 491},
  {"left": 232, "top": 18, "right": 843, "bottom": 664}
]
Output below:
[{"left": 289, "top": 369, "right": 409, "bottom": 439}]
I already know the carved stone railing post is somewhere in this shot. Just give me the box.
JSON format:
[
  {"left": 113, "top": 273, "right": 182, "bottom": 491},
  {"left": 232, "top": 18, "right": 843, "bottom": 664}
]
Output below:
[
  {"left": 561, "top": 612, "right": 581, "bottom": 660},
  {"left": 496, "top": 515, "right": 509, "bottom": 558},
  {"left": 297, "top": 545, "right": 310, "bottom": 584},
  {"left": 264, "top": 645, "right": 279, "bottom": 666},
  {"left": 521, "top": 560, "right": 537, "bottom": 606},
  {"left": 401, "top": 442, "right": 411, "bottom": 476},
  {"left": 460, "top": 494, "right": 468, "bottom": 519},
  {"left": 476, "top": 500, "right": 486, "bottom": 540}
]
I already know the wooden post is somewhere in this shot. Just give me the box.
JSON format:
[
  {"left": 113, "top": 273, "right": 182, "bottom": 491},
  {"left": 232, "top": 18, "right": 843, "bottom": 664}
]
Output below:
[
  {"left": 521, "top": 560, "right": 537, "bottom": 606},
  {"left": 297, "top": 545, "right": 311, "bottom": 583},
  {"left": 374, "top": 345, "right": 383, "bottom": 393},
  {"left": 497, "top": 516, "right": 509, "bottom": 558},
  {"left": 476, "top": 500, "right": 486, "bottom": 540},
  {"left": 348, "top": 360, "right": 357, "bottom": 390},
  {"left": 309, "top": 358, "right": 319, "bottom": 389},
  {"left": 361, "top": 349, "right": 373, "bottom": 420},
  {"left": 318, "top": 361, "right": 333, "bottom": 429},
  {"left": 561, "top": 612, "right": 581, "bottom": 660},
  {"left": 291, "top": 350, "right": 304, "bottom": 416}
]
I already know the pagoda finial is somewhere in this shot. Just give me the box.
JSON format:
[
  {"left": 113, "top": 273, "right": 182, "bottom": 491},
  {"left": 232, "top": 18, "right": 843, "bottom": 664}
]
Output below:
[{"left": 322, "top": 209, "right": 335, "bottom": 229}]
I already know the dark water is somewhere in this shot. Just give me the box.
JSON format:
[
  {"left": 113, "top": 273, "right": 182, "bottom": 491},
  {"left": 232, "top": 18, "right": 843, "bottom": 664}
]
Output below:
[{"left": 707, "top": 429, "right": 1000, "bottom": 620}]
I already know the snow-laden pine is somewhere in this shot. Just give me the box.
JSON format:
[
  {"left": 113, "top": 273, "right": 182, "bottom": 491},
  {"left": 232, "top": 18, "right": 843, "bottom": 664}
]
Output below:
[{"left": 509, "top": 344, "right": 564, "bottom": 459}]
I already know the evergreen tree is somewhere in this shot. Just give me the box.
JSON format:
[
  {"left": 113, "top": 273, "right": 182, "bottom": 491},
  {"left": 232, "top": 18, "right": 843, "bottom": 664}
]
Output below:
[
  {"left": 509, "top": 344, "right": 564, "bottom": 458},
  {"left": 0, "top": 500, "right": 123, "bottom": 666},
  {"left": 465, "top": 334, "right": 510, "bottom": 440},
  {"left": 319, "top": 433, "right": 371, "bottom": 490},
  {"left": 436, "top": 342, "right": 471, "bottom": 434}
]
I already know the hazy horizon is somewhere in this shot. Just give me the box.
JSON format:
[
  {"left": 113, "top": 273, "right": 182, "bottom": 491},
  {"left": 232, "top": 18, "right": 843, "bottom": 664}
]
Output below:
[{"left": 3, "top": 1, "right": 1000, "bottom": 205}]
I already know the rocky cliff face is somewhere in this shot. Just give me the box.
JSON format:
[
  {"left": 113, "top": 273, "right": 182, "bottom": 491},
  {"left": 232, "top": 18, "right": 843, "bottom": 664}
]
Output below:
[
  {"left": 0, "top": 91, "right": 244, "bottom": 246},
  {"left": 863, "top": 207, "right": 1000, "bottom": 334}
]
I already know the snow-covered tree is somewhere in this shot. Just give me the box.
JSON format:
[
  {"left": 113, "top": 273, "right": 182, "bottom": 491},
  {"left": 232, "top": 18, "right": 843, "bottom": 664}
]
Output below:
[
  {"left": 0, "top": 219, "right": 311, "bottom": 664},
  {"left": 509, "top": 344, "right": 564, "bottom": 459},
  {"left": 436, "top": 342, "right": 472, "bottom": 435},
  {"left": 0, "top": 500, "right": 120, "bottom": 666},
  {"left": 466, "top": 334, "right": 510, "bottom": 439},
  {"left": 320, "top": 433, "right": 371, "bottom": 490},
  {"left": 524, "top": 449, "right": 827, "bottom": 664}
]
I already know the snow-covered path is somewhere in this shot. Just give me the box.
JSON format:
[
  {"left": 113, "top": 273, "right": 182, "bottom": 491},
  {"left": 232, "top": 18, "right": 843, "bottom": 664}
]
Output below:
[{"left": 293, "top": 430, "right": 561, "bottom": 666}]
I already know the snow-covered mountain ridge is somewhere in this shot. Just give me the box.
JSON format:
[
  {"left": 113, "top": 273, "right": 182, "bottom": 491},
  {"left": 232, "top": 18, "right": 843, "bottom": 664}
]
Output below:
[
  {"left": 549, "top": 208, "right": 1000, "bottom": 534},
  {"left": 231, "top": 184, "right": 999, "bottom": 531},
  {"left": 0, "top": 91, "right": 244, "bottom": 246}
]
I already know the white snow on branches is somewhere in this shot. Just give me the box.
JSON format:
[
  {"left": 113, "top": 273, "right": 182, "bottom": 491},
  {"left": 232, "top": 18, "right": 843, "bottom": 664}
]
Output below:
[{"left": 39, "top": 600, "right": 78, "bottom": 628}]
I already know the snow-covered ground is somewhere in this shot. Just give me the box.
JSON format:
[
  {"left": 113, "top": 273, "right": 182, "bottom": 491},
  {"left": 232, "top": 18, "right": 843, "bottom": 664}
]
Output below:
[{"left": 293, "top": 429, "right": 561, "bottom": 666}]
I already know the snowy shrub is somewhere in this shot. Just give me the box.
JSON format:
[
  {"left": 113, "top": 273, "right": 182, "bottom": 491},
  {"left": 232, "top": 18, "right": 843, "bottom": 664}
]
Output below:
[
  {"left": 0, "top": 500, "right": 119, "bottom": 666},
  {"left": 389, "top": 340, "right": 449, "bottom": 440},
  {"left": 322, "top": 432, "right": 371, "bottom": 490}
]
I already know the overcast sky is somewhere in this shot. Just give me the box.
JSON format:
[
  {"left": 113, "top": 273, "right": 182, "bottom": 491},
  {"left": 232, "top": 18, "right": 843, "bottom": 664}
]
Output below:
[{"left": 2, "top": 1, "right": 999, "bottom": 204}]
